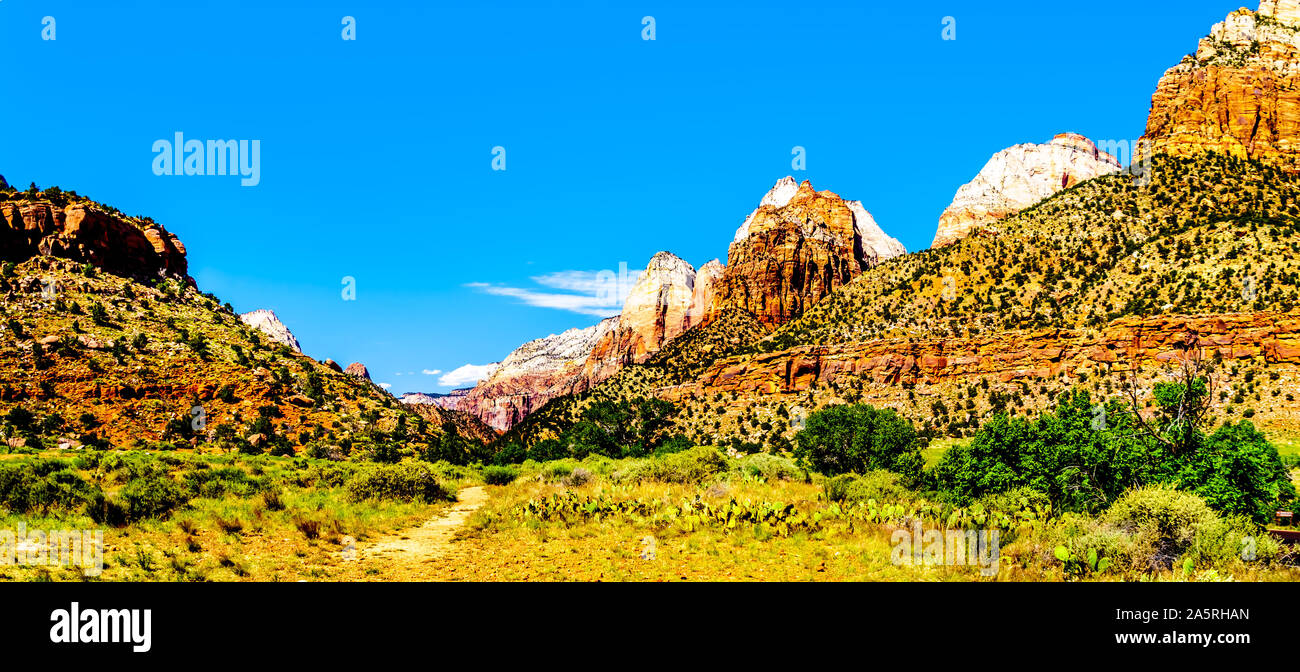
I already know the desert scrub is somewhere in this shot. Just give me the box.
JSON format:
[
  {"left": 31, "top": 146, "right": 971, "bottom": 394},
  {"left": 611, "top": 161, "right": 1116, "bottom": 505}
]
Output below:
[
  {"left": 345, "top": 461, "right": 456, "bottom": 503},
  {"left": 483, "top": 465, "right": 519, "bottom": 485},
  {"left": 823, "top": 470, "right": 910, "bottom": 504},
  {"left": 615, "top": 446, "right": 729, "bottom": 484},
  {"left": 735, "top": 453, "right": 803, "bottom": 482},
  {"left": 0, "top": 461, "right": 99, "bottom": 514},
  {"left": 87, "top": 473, "right": 192, "bottom": 526}
]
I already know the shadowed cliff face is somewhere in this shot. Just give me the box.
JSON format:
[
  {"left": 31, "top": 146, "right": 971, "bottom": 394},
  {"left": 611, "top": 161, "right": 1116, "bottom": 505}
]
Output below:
[
  {"left": 1142, "top": 1, "right": 1300, "bottom": 172},
  {"left": 1, "top": 200, "right": 188, "bottom": 282}
]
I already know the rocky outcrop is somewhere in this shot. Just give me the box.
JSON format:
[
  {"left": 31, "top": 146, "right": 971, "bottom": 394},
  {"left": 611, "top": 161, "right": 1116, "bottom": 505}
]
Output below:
[
  {"left": 685, "top": 259, "right": 724, "bottom": 330},
  {"left": 0, "top": 175, "right": 8, "bottom": 191},
  {"left": 1142, "top": 2, "right": 1300, "bottom": 172},
  {"left": 712, "top": 178, "right": 903, "bottom": 327},
  {"left": 670, "top": 312, "right": 1300, "bottom": 399},
  {"left": 344, "top": 362, "right": 371, "bottom": 381},
  {"left": 0, "top": 201, "right": 188, "bottom": 281},
  {"left": 240, "top": 309, "right": 302, "bottom": 353},
  {"left": 448, "top": 318, "right": 617, "bottom": 430},
  {"left": 932, "top": 134, "right": 1121, "bottom": 247},
  {"left": 582, "top": 253, "right": 697, "bottom": 384}
]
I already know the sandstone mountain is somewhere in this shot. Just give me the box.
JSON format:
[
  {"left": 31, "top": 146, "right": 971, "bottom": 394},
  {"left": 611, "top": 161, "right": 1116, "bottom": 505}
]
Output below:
[
  {"left": 932, "top": 133, "right": 1122, "bottom": 247},
  {"left": 343, "top": 362, "right": 372, "bottom": 381},
  {"left": 685, "top": 258, "right": 724, "bottom": 330},
  {"left": 1143, "top": 0, "right": 1300, "bottom": 171},
  {"left": 444, "top": 317, "right": 617, "bottom": 430},
  {"left": 712, "top": 178, "right": 905, "bottom": 327},
  {"left": 1, "top": 196, "right": 188, "bottom": 282},
  {"left": 0, "top": 182, "right": 494, "bottom": 455},
  {"left": 453, "top": 180, "right": 907, "bottom": 432},
  {"left": 581, "top": 252, "right": 697, "bottom": 386},
  {"left": 239, "top": 309, "right": 302, "bottom": 353}
]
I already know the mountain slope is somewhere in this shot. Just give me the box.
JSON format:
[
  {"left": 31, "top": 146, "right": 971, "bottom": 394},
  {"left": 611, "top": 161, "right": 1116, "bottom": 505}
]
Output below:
[{"left": 0, "top": 185, "right": 493, "bottom": 455}]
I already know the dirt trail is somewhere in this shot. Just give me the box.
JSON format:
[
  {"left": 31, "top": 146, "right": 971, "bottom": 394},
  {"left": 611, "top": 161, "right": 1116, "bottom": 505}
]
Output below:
[{"left": 358, "top": 486, "right": 489, "bottom": 569}]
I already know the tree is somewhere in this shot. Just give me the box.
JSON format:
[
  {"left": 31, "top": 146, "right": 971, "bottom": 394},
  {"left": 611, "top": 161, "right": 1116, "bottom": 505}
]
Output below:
[{"left": 793, "top": 404, "right": 925, "bottom": 483}]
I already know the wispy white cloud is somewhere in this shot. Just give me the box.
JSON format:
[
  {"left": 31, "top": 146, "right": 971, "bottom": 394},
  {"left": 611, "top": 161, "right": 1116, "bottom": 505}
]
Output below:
[
  {"left": 466, "top": 266, "right": 641, "bottom": 317},
  {"left": 438, "top": 363, "right": 500, "bottom": 388},
  {"left": 422, "top": 369, "right": 442, "bottom": 376},
  {"left": 378, "top": 382, "right": 392, "bottom": 390}
]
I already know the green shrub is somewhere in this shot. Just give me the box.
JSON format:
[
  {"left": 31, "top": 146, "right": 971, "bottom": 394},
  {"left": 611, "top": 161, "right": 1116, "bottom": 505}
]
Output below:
[
  {"left": 794, "top": 404, "right": 925, "bottom": 483},
  {"left": 619, "top": 446, "right": 728, "bottom": 484},
  {"left": 541, "top": 462, "right": 575, "bottom": 482},
  {"left": 88, "top": 473, "right": 191, "bottom": 526},
  {"left": 737, "top": 453, "right": 801, "bottom": 482},
  {"left": 527, "top": 438, "right": 568, "bottom": 463},
  {"left": 184, "top": 466, "right": 264, "bottom": 498},
  {"left": 1102, "top": 486, "right": 1219, "bottom": 570},
  {"left": 0, "top": 463, "right": 98, "bottom": 513},
  {"left": 483, "top": 465, "right": 519, "bottom": 485},
  {"left": 345, "top": 461, "right": 455, "bottom": 503}
]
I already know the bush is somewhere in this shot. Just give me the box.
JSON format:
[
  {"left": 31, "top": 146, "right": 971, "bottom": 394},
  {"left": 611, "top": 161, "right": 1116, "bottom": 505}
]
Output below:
[
  {"left": 493, "top": 443, "right": 527, "bottom": 465},
  {"left": 184, "top": 466, "right": 264, "bottom": 499},
  {"left": 541, "top": 462, "right": 574, "bottom": 482},
  {"left": 0, "top": 463, "right": 98, "bottom": 513},
  {"left": 737, "top": 453, "right": 801, "bottom": 482},
  {"left": 794, "top": 404, "right": 925, "bottom": 484},
  {"left": 1102, "top": 486, "right": 1219, "bottom": 570},
  {"left": 527, "top": 438, "right": 568, "bottom": 463},
  {"left": 88, "top": 473, "right": 191, "bottom": 526},
  {"left": 618, "top": 446, "right": 728, "bottom": 484},
  {"left": 483, "top": 465, "right": 519, "bottom": 485},
  {"left": 345, "top": 461, "right": 455, "bottom": 503},
  {"left": 562, "top": 467, "right": 592, "bottom": 487}
]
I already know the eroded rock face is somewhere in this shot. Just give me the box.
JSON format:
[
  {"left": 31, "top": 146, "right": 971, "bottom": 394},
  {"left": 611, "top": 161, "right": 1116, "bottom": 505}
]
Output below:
[
  {"left": 581, "top": 253, "right": 697, "bottom": 385},
  {"left": 932, "top": 134, "right": 1121, "bottom": 247},
  {"left": 713, "top": 179, "right": 903, "bottom": 327},
  {"left": 685, "top": 259, "right": 724, "bottom": 330},
  {"left": 240, "top": 309, "right": 302, "bottom": 353},
  {"left": 674, "top": 312, "right": 1300, "bottom": 398},
  {"left": 1142, "top": 2, "right": 1300, "bottom": 171},
  {"left": 0, "top": 201, "right": 188, "bottom": 281},
  {"left": 344, "top": 362, "right": 371, "bottom": 381},
  {"left": 448, "top": 318, "right": 617, "bottom": 430}
]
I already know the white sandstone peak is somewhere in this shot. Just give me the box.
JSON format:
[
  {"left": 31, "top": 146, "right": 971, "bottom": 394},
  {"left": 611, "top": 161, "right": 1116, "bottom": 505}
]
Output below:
[
  {"left": 240, "top": 309, "right": 302, "bottom": 353},
  {"left": 932, "top": 133, "right": 1122, "bottom": 248}
]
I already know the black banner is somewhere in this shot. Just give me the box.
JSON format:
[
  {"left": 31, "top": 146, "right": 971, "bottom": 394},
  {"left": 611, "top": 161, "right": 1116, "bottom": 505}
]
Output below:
[{"left": 3, "top": 581, "right": 1291, "bottom": 662}]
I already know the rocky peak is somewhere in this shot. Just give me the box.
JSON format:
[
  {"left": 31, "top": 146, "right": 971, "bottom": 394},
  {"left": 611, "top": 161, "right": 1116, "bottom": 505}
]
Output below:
[
  {"left": 846, "top": 200, "right": 906, "bottom": 265},
  {"left": 445, "top": 317, "right": 617, "bottom": 430},
  {"left": 239, "top": 309, "right": 302, "bottom": 353},
  {"left": 344, "top": 362, "right": 371, "bottom": 381},
  {"left": 493, "top": 318, "right": 618, "bottom": 378},
  {"left": 0, "top": 175, "right": 8, "bottom": 191},
  {"left": 1260, "top": 0, "right": 1300, "bottom": 23},
  {"left": 1141, "top": 1, "right": 1300, "bottom": 171},
  {"left": 713, "top": 177, "right": 901, "bottom": 327},
  {"left": 685, "top": 258, "right": 725, "bottom": 329},
  {"left": 932, "top": 133, "right": 1121, "bottom": 247},
  {"left": 622, "top": 251, "right": 696, "bottom": 348}
]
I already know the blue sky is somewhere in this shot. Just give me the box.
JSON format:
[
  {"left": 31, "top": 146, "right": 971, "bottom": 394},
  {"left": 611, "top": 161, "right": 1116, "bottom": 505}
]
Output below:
[{"left": 0, "top": 0, "right": 1239, "bottom": 393}]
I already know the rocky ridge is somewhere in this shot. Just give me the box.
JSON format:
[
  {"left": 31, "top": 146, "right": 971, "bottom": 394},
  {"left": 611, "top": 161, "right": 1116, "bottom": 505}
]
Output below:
[
  {"left": 711, "top": 178, "right": 904, "bottom": 327},
  {"left": 1142, "top": 0, "right": 1300, "bottom": 171},
  {"left": 932, "top": 133, "right": 1122, "bottom": 247},
  {"left": 239, "top": 309, "right": 302, "bottom": 353}
]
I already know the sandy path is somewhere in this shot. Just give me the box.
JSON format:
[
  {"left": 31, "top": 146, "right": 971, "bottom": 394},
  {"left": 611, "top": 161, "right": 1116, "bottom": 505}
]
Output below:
[{"left": 358, "top": 486, "right": 489, "bottom": 568}]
